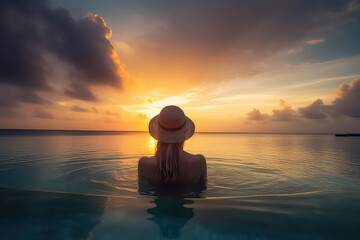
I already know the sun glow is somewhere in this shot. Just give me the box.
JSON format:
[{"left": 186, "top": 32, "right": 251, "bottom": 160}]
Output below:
[
  {"left": 119, "top": 95, "right": 191, "bottom": 119},
  {"left": 145, "top": 96, "right": 191, "bottom": 117}
]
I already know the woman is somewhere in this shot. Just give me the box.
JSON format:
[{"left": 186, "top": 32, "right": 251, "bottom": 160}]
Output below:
[{"left": 138, "top": 105, "right": 207, "bottom": 184}]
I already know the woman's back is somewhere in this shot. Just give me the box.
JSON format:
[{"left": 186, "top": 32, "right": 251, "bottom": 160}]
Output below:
[
  {"left": 138, "top": 151, "right": 206, "bottom": 184},
  {"left": 138, "top": 105, "right": 207, "bottom": 185}
]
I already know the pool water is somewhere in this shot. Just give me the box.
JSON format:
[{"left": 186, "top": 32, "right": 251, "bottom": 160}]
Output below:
[{"left": 0, "top": 130, "right": 359, "bottom": 239}]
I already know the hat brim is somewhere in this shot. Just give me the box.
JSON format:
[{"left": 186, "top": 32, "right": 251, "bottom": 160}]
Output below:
[{"left": 149, "top": 115, "right": 195, "bottom": 143}]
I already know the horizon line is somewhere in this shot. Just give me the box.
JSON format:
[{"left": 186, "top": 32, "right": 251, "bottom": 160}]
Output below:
[{"left": 0, "top": 128, "right": 337, "bottom": 135}]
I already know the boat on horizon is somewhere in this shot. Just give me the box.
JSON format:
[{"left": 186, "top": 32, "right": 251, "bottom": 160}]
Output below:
[{"left": 335, "top": 133, "right": 360, "bottom": 137}]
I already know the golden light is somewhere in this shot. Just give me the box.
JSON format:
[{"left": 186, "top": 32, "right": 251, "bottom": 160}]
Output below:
[
  {"left": 142, "top": 96, "right": 190, "bottom": 118},
  {"left": 118, "top": 95, "right": 191, "bottom": 120},
  {"left": 148, "top": 136, "right": 156, "bottom": 152}
]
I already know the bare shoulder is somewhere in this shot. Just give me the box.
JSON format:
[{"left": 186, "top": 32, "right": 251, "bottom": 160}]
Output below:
[
  {"left": 183, "top": 151, "right": 206, "bottom": 164},
  {"left": 195, "top": 154, "right": 206, "bottom": 164},
  {"left": 183, "top": 152, "right": 207, "bottom": 181},
  {"left": 138, "top": 156, "right": 156, "bottom": 178},
  {"left": 138, "top": 156, "right": 156, "bottom": 165},
  {"left": 196, "top": 154, "right": 206, "bottom": 161},
  {"left": 138, "top": 156, "right": 148, "bottom": 164},
  {"left": 196, "top": 154, "right": 206, "bottom": 168}
]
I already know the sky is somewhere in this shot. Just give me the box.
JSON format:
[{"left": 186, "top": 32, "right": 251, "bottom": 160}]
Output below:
[{"left": 0, "top": 0, "right": 360, "bottom": 132}]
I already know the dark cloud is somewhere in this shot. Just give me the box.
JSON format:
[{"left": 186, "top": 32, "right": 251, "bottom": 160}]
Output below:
[
  {"left": 298, "top": 79, "right": 360, "bottom": 119},
  {"left": 271, "top": 100, "right": 297, "bottom": 121},
  {"left": 65, "top": 82, "right": 98, "bottom": 102},
  {"left": 70, "top": 105, "right": 90, "bottom": 112},
  {"left": 0, "top": 107, "right": 21, "bottom": 118},
  {"left": 0, "top": 0, "right": 123, "bottom": 104},
  {"left": 16, "top": 91, "right": 46, "bottom": 104},
  {"left": 0, "top": 97, "right": 19, "bottom": 108},
  {"left": 247, "top": 100, "right": 297, "bottom": 121},
  {"left": 44, "top": 12, "right": 122, "bottom": 88},
  {"left": 299, "top": 99, "right": 327, "bottom": 119},
  {"left": 331, "top": 78, "right": 360, "bottom": 118},
  {"left": 33, "top": 108, "right": 54, "bottom": 119},
  {"left": 247, "top": 108, "right": 268, "bottom": 121},
  {"left": 0, "top": 0, "right": 52, "bottom": 90},
  {"left": 0, "top": 87, "right": 46, "bottom": 107},
  {"left": 248, "top": 79, "right": 360, "bottom": 121}
]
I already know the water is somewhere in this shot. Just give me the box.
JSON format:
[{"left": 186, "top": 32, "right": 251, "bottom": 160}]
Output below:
[{"left": 0, "top": 130, "right": 359, "bottom": 239}]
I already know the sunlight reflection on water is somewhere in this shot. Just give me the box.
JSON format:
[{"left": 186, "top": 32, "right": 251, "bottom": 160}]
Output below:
[{"left": 0, "top": 132, "right": 360, "bottom": 198}]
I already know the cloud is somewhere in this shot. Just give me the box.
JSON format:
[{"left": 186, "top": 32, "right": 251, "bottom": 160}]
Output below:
[
  {"left": 45, "top": 12, "right": 123, "bottom": 88},
  {"left": 0, "top": 107, "right": 21, "bottom": 118},
  {"left": 247, "top": 99, "right": 297, "bottom": 121},
  {"left": 0, "top": 0, "right": 125, "bottom": 104},
  {"left": 299, "top": 99, "right": 327, "bottom": 119},
  {"left": 0, "top": 87, "right": 47, "bottom": 107},
  {"left": 16, "top": 91, "right": 47, "bottom": 104},
  {"left": 33, "top": 109, "right": 54, "bottom": 119},
  {"left": 64, "top": 82, "right": 98, "bottom": 102},
  {"left": 124, "top": 0, "right": 360, "bottom": 83},
  {"left": 0, "top": 1, "right": 52, "bottom": 91},
  {"left": 0, "top": 0, "right": 52, "bottom": 91},
  {"left": 70, "top": 105, "right": 90, "bottom": 112},
  {"left": 299, "top": 79, "right": 360, "bottom": 119},
  {"left": 247, "top": 108, "right": 268, "bottom": 120},
  {"left": 271, "top": 99, "right": 297, "bottom": 121},
  {"left": 0, "top": 97, "right": 19, "bottom": 108},
  {"left": 331, "top": 78, "right": 360, "bottom": 117},
  {"left": 248, "top": 79, "right": 360, "bottom": 121},
  {"left": 347, "top": 0, "right": 360, "bottom": 11},
  {"left": 306, "top": 39, "right": 324, "bottom": 45},
  {"left": 138, "top": 113, "right": 148, "bottom": 119},
  {"left": 105, "top": 110, "right": 119, "bottom": 116}
]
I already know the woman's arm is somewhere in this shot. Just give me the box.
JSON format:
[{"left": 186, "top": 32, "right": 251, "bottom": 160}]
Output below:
[
  {"left": 138, "top": 157, "right": 146, "bottom": 178},
  {"left": 199, "top": 154, "right": 207, "bottom": 181}
]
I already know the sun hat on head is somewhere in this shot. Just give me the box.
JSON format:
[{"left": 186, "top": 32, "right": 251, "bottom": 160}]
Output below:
[{"left": 149, "top": 105, "right": 195, "bottom": 143}]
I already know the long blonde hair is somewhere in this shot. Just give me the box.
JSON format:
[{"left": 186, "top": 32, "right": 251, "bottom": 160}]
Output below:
[{"left": 155, "top": 141, "right": 184, "bottom": 182}]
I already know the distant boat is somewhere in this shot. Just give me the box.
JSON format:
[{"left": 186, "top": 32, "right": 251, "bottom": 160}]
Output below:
[{"left": 335, "top": 133, "right": 360, "bottom": 137}]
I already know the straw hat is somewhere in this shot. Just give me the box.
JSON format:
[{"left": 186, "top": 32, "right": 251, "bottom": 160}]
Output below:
[{"left": 149, "top": 105, "right": 195, "bottom": 143}]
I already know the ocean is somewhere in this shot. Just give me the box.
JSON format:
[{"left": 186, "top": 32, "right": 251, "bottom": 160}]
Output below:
[{"left": 0, "top": 130, "right": 359, "bottom": 239}]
